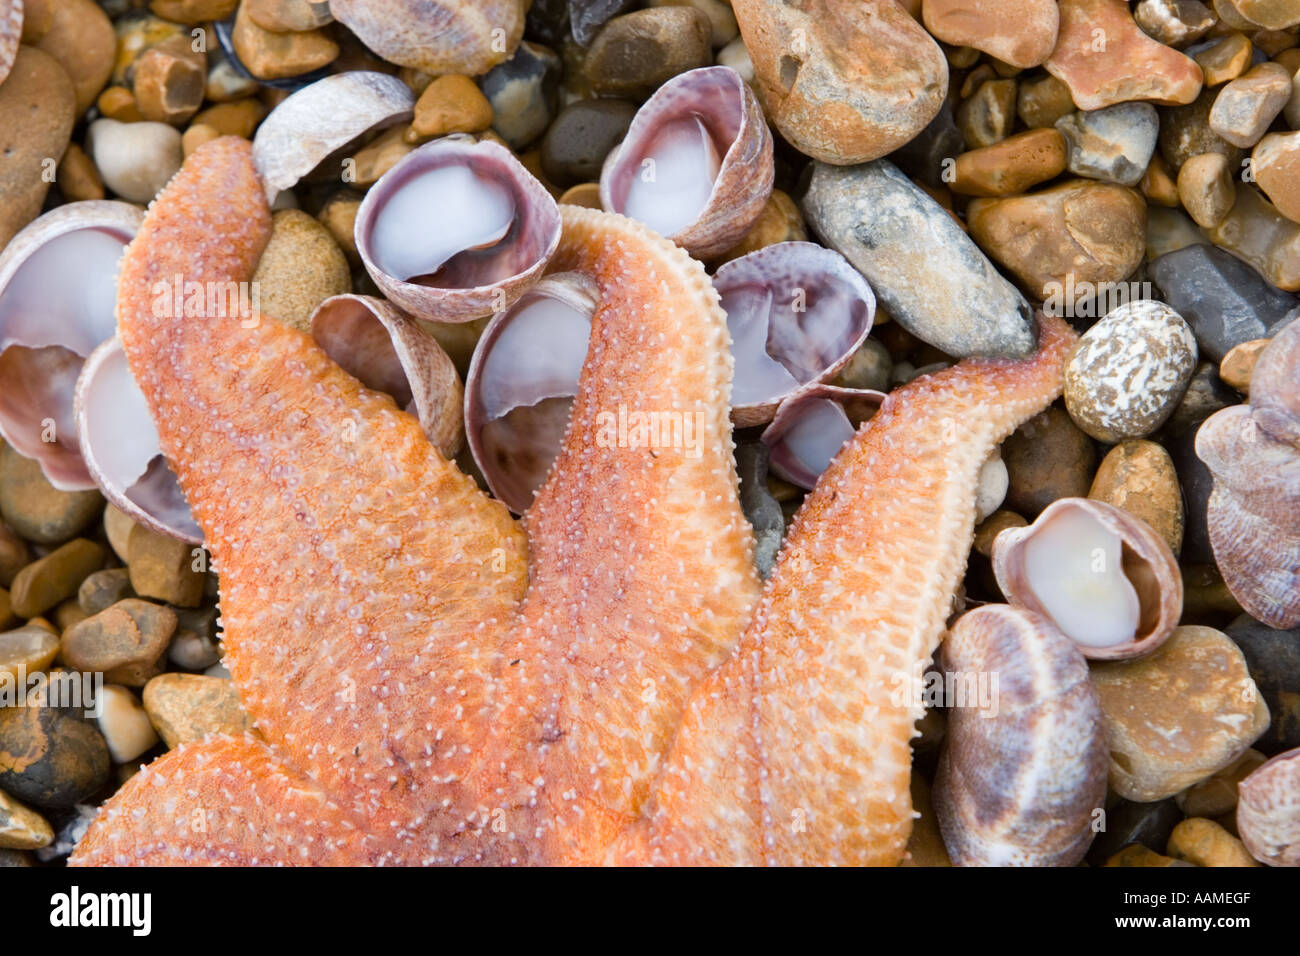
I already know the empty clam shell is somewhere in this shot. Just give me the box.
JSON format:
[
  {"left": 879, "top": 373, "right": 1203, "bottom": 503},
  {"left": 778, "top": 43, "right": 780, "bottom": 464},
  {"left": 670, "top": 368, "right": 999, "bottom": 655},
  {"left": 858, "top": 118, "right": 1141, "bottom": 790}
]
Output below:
[
  {"left": 0, "top": 201, "right": 143, "bottom": 490},
  {"left": 251, "top": 71, "right": 414, "bottom": 202},
  {"left": 991, "top": 497, "right": 1183, "bottom": 660},
  {"left": 310, "top": 294, "right": 464, "bottom": 458},
  {"left": 74, "top": 337, "right": 201, "bottom": 543},
  {"left": 600, "top": 66, "right": 773, "bottom": 259},
  {"left": 464, "top": 272, "right": 599, "bottom": 513},
  {"left": 355, "top": 136, "right": 562, "bottom": 324},
  {"left": 761, "top": 383, "right": 885, "bottom": 490},
  {"left": 330, "top": 0, "right": 525, "bottom": 76},
  {"left": 713, "top": 241, "right": 875, "bottom": 427}
]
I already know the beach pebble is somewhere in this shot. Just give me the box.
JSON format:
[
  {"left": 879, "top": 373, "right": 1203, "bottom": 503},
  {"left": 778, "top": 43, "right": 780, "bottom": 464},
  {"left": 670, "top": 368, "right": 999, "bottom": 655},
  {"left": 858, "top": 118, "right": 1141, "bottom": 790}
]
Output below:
[
  {"left": 347, "top": 126, "right": 414, "bottom": 188},
  {"left": 830, "top": 338, "right": 892, "bottom": 394},
  {"left": 142, "top": 673, "right": 256, "bottom": 749},
  {"left": 967, "top": 180, "right": 1146, "bottom": 304},
  {"left": 1056, "top": 103, "right": 1159, "bottom": 187},
  {"left": 649, "top": 0, "right": 737, "bottom": 47},
  {"left": 1064, "top": 300, "right": 1198, "bottom": 442},
  {"left": 950, "top": 128, "right": 1068, "bottom": 197},
  {"left": 1145, "top": 206, "right": 1204, "bottom": 259},
  {"left": 1229, "top": 0, "right": 1300, "bottom": 27},
  {"left": 1134, "top": 0, "right": 1216, "bottom": 47},
  {"left": 803, "top": 159, "right": 1034, "bottom": 359},
  {"left": 0, "top": 445, "right": 102, "bottom": 546},
  {"left": 716, "top": 189, "right": 807, "bottom": 262},
  {"left": 33, "top": 0, "right": 114, "bottom": 115},
  {"left": 9, "top": 540, "right": 106, "bottom": 620},
  {"left": 923, "top": 0, "right": 1058, "bottom": 68},
  {"left": 1177, "top": 152, "right": 1236, "bottom": 228},
  {"left": 87, "top": 118, "right": 183, "bottom": 205},
  {"left": 1202, "top": 184, "right": 1300, "bottom": 291},
  {"left": 1086, "top": 798, "right": 1183, "bottom": 865},
  {"left": 0, "top": 789, "right": 53, "bottom": 850},
  {"left": 1104, "top": 844, "right": 1190, "bottom": 866},
  {"left": 582, "top": 7, "right": 712, "bottom": 97},
  {"left": 408, "top": 74, "right": 494, "bottom": 143},
  {"left": 60, "top": 598, "right": 177, "bottom": 687},
  {"left": 1167, "top": 817, "right": 1260, "bottom": 866},
  {"left": 77, "top": 568, "right": 135, "bottom": 617},
  {"left": 1150, "top": 243, "right": 1299, "bottom": 360},
  {"left": 715, "top": 35, "right": 753, "bottom": 83},
  {"left": 1226, "top": 615, "right": 1300, "bottom": 753},
  {"left": 0, "top": 523, "right": 28, "bottom": 591},
  {"left": 1176, "top": 749, "right": 1266, "bottom": 817},
  {"left": 55, "top": 143, "right": 105, "bottom": 203},
  {"left": 316, "top": 191, "right": 363, "bottom": 265},
  {"left": 94, "top": 684, "right": 159, "bottom": 765},
  {"left": 478, "top": 42, "right": 561, "bottom": 149},
  {"left": 167, "top": 606, "right": 221, "bottom": 671},
  {"left": 251, "top": 210, "right": 352, "bottom": 333},
  {"left": 150, "top": 0, "right": 239, "bottom": 23},
  {"left": 231, "top": 0, "right": 338, "bottom": 81},
  {"left": 1017, "top": 73, "right": 1076, "bottom": 129},
  {"left": 1158, "top": 89, "right": 1244, "bottom": 171},
  {"left": 127, "top": 523, "right": 206, "bottom": 608},
  {"left": 0, "top": 692, "right": 110, "bottom": 808},
  {"left": 569, "top": 0, "right": 637, "bottom": 46},
  {"left": 973, "top": 509, "right": 1026, "bottom": 558},
  {"left": 1091, "top": 625, "right": 1270, "bottom": 802},
  {"left": 1141, "top": 155, "right": 1181, "bottom": 208},
  {"left": 189, "top": 99, "right": 267, "bottom": 142},
  {"left": 973, "top": 451, "right": 1009, "bottom": 523},
  {"left": 0, "top": 47, "right": 76, "bottom": 249},
  {"left": 957, "top": 78, "right": 1017, "bottom": 149},
  {"left": 1218, "top": 337, "right": 1272, "bottom": 393},
  {"left": 1194, "top": 33, "right": 1254, "bottom": 86},
  {"left": 1252, "top": 131, "right": 1300, "bottom": 223},
  {"left": 1088, "top": 440, "right": 1185, "bottom": 555},
  {"left": 0, "top": 625, "right": 59, "bottom": 681},
  {"left": 244, "top": 0, "right": 333, "bottom": 33},
  {"left": 102, "top": 505, "right": 136, "bottom": 565},
  {"left": 206, "top": 54, "right": 260, "bottom": 102},
  {"left": 1209, "top": 62, "right": 1292, "bottom": 148},
  {"left": 1046, "top": 0, "right": 1203, "bottom": 110},
  {"left": 132, "top": 34, "right": 207, "bottom": 126},
  {"left": 1001, "top": 407, "right": 1097, "bottom": 518},
  {"left": 96, "top": 85, "right": 143, "bottom": 123},
  {"left": 541, "top": 98, "right": 636, "bottom": 188},
  {"left": 890, "top": 99, "right": 966, "bottom": 189},
  {"left": 736, "top": 443, "right": 783, "bottom": 579}
]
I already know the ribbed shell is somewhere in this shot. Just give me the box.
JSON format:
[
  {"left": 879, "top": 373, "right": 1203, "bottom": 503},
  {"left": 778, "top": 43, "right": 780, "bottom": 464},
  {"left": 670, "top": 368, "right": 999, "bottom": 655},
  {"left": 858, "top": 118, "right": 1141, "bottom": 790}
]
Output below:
[{"left": 1238, "top": 747, "right": 1300, "bottom": 867}]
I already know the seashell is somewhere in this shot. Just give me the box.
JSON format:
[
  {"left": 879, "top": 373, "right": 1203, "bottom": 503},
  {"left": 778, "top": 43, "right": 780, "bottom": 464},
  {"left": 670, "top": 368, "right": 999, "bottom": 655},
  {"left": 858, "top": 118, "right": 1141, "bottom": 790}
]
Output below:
[
  {"left": 1237, "top": 746, "right": 1300, "bottom": 867},
  {"left": 464, "top": 272, "right": 599, "bottom": 513},
  {"left": 713, "top": 240, "right": 875, "bottom": 427},
  {"left": 0, "top": 0, "right": 20, "bottom": 86},
  {"left": 600, "top": 66, "right": 773, "bottom": 259},
  {"left": 760, "top": 383, "right": 884, "bottom": 489},
  {"left": 1248, "top": 317, "right": 1300, "bottom": 448},
  {"left": 330, "top": 0, "right": 525, "bottom": 77},
  {"left": 310, "top": 294, "right": 464, "bottom": 458},
  {"left": 0, "top": 201, "right": 143, "bottom": 490},
  {"left": 991, "top": 497, "right": 1183, "bottom": 660},
  {"left": 933, "top": 604, "right": 1108, "bottom": 867},
  {"left": 74, "top": 338, "right": 201, "bottom": 543},
  {"left": 355, "top": 136, "right": 562, "bottom": 325},
  {"left": 251, "top": 71, "right": 414, "bottom": 202}
]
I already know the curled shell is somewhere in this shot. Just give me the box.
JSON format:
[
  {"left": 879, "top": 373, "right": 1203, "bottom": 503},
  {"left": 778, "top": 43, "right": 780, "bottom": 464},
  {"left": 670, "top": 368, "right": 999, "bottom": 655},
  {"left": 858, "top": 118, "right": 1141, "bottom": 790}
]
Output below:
[
  {"left": 330, "top": 0, "right": 525, "bottom": 76},
  {"left": 1237, "top": 747, "right": 1300, "bottom": 867},
  {"left": 934, "top": 604, "right": 1108, "bottom": 867},
  {"left": 713, "top": 241, "right": 875, "bottom": 427},
  {"left": 600, "top": 66, "right": 773, "bottom": 259},
  {"left": 992, "top": 497, "right": 1183, "bottom": 660},
  {"left": 1250, "top": 320, "right": 1300, "bottom": 447},
  {"left": 761, "top": 383, "right": 884, "bottom": 489},
  {"left": 465, "top": 272, "right": 599, "bottom": 513},
  {"left": 74, "top": 338, "right": 201, "bottom": 543},
  {"left": 310, "top": 294, "right": 464, "bottom": 458},
  {"left": 0, "top": 0, "right": 20, "bottom": 86},
  {"left": 355, "top": 136, "right": 561, "bottom": 324},
  {"left": 0, "top": 201, "right": 143, "bottom": 490},
  {"left": 251, "top": 71, "right": 414, "bottom": 202}
]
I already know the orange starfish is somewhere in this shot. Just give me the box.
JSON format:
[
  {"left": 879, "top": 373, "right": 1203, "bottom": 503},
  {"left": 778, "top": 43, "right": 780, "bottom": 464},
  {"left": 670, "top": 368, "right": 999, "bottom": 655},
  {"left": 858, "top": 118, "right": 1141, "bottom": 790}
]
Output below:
[{"left": 72, "top": 139, "right": 1075, "bottom": 866}]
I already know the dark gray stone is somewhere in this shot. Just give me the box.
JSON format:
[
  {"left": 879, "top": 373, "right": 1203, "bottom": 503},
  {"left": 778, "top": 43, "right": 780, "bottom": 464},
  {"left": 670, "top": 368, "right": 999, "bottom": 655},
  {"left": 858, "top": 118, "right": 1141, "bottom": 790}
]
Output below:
[
  {"left": 803, "top": 159, "right": 1035, "bottom": 358},
  {"left": 736, "top": 443, "right": 784, "bottom": 580},
  {"left": 1149, "top": 243, "right": 1299, "bottom": 361},
  {"left": 1226, "top": 614, "right": 1300, "bottom": 755},
  {"left": 889, "top": 96, "right": 965, "bottom": 189},
  {"left": 1169, "top": 423, "right": 1216, "bottom": 564},
  {"left": 1085, "top": 797, "right": 1183, "bottom": 866},
  {"left": 479, "top": 42, "right": 562, "bottom": 149},
  {"left": 526, "top": 0, "right": 571, "bottom": 45},
  {"left": 569, "top": 0, "right": 637, "bottom": 45},
  {"left": 541, "top": 98, "right": 637, "bottom": 187},
  {"left": 1160, "top": 361, "right": 1238, "bottom": 439}
]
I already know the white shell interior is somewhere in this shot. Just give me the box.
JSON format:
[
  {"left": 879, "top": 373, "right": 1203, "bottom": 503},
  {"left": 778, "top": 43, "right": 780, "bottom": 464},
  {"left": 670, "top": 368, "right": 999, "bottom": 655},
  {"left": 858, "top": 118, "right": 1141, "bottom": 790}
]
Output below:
[
  {"left": 0, "top": 229, "right": 124, "bottom": 353},
  {"left": 721, "top": 284, "right": 801, "bottom": 405},
  {"left": 479, "top": 294, "right": 592, "bottom": 420},
  {"left": 777, "top": 398, "right": 855, "bottom": 480},
  {"left": 621, "top": 116, "right": 720, "bottom": 239}
]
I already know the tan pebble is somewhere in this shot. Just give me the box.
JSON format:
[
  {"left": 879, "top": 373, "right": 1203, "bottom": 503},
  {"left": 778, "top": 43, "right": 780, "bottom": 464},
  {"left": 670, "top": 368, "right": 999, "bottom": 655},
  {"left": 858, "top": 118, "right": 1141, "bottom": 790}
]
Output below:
[
  {"left": 56, "top": 143, "right": 105, "bottom": 202},
  {"left": 316, "top": 191, "right": 363, "bottom": 265},
  {"left": 901, "top": 773, "right": 952, "bottom": 866},
  {"left": 244, "top": 0, "right": 334, "bottom": 33},
  {"left": 348, "top": 125, "right": 415, "bottom": 187},
  {"left": 649, "top": 0, "right": 739, "bottom": 48},
  {"left": 1167, "top": 817, "right": 1260, "bottom": 866},
  {"left": 192, "top": 99, "right": 267, "bottom": 139},
  {"left": 1177, "top": 152, "right": 1236, "bottom": 227},
  {"left": 0, "top": 625, "right": 59, "bottom": 681},
  {"left": 1209, "top": 61, "right": 1292, "bottom": 147},
  {"left": 1227, "top": 0, "right": 1300, "bottom": 30},
  {"left": 558, "top": 182, "right": 603, "bottom": 210},
  {"left": 407, "top": 74, "right": 494, "bottom": 143},
  {"left": 181, "top": 123, "right": 221, "bottom": 158},
  {"left": 957, "top": 78, "right": 1017, "bottom": 148},
  {"left": 0, "top": 47, "right": 76, "bottom": 250},
  {"left": 132, "top": 34, "right": 207, "bottom": 126},
  {"left": 94, "top": 684, "right": 159, "bottom": 764},
  {"left": 1176, "top": 749, "right": 1266, "bottom": 817},
  {"left": 1140, "top": 154, "right": 1181, "bottom": 207},
  {"left": 950, "top": 128, "right": 1068, "bottom": 197},
  {"left": 53, "top": 598, "right": 88, "bottom": 634},
  {"left": 60, "top": 598, "right": 177, "bottom": 687},
  {"left": 973, "top": 509, "right": 1027, "bottom": 557},
  {"left": 0, "top": 444, "right": 103, "bottom": 545},
  {"left": 923, "top": 0, "right": 1059, "bottom": 69},
  {"left": 1202, "top": 183, "right": 1300, "bottom": 290},
  {"left": 126, "top": 523, "right": 205, "bottom": 608},
  {"left": 1088, "top": 440, "right": 1184, "bottom": 555},
  {"left": 34, "top": 0, "right": 114, "bottom": 115},
  {"left": 1251, "top": 130, "right": 1300, "bottom": 222},
  {"left": 1195, "top": 32, "right": 1255, "bottom": 85},
  {"left": 945, "top": 45, "right": 981, "bottom": 70},
  {"left": 0, "top": 589, "right": 15, "bottom": 631},
  {"left": 1001, "top": 407, "right": 1096, "bottom": 517},
  {"left": 251, "top": 209, "right": 352, "bottom": 334},
  {"left": 20, "top": 0, "right": 53, "bottom": 44},
  {"left": 143, "top": 673, "right": 257, "bottom": 749},
  {"left": 1091, "top": 626, "right": 1270, "bottom": 802},
  {"left": 205, "top": 57, "right": 259, "bottom": 103},
  {"left": 1218, "top": 337, "right": 1273, "bottom": 392},
  {"left": 102, "top": 504, "right": 136, "bottom": 565},
  {"left": 583, "top": 7, "right": 713, "bottom": 98},
  {"left": 1017, "top": 72, "right": 1076, "bottom": 129},
  {"left": 231, "top": 0, "right": 338, "bottom": 81},
  {"left": 96, "top": 85, "right": 144, "bottom": 123},
  {"left": 713, "top": 189, "right": 807, "bottom": 262},
  {"left": 149, "top": 0, "right": 239, "bottom": 23},
  {"left": 9, "top": 539, "right": 106, "bottom": 619},
  {"left": 1105, "top": 844, "right": 1188, "bottom": 866},
  {"left": 0, "top": 520, "right": 30, "bottom": 588},
  {"left": 0, "top": 789, "right": 53, "bottom": 851}
]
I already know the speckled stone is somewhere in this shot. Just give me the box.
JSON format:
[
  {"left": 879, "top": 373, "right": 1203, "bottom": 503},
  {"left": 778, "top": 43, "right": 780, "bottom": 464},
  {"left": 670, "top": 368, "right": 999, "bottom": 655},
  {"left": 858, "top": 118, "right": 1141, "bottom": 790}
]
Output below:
[
  {"left": 803, "top": 159, "right": 1035, "bottom": 358},
  {"left": 1056, "top": 103, "right": 1159, "bottom": 186},
  {"left": 1064, "top": 300, "right": 1199, "bottom": 442},
  {"left": 1226, "top": 614, "right": 1300, "bottom": 754},
  {"left": 1088, "top": 440, "right": 1185, "bottom": 554},
  {"left": 251, "top": 209, "right": 351, "bottom": 334},
  {"left": 1001, "top": 407, "right": 1097, "bottom": 517}
]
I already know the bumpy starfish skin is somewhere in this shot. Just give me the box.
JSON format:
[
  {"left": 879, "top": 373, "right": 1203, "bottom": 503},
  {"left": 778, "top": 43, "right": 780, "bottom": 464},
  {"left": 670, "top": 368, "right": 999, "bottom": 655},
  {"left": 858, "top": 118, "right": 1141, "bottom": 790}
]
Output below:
[{"left": 72, "top": 137, "right": 1076, "bottom": 866}]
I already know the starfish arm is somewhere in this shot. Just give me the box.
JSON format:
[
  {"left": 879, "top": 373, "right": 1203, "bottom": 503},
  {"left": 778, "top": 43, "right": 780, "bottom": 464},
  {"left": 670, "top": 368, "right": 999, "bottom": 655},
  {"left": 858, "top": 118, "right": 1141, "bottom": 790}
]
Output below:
[
  {"left": 631, "top": 315, "right": 1078, "bottom": 865},
  {"left": 479, "top": 208, "right": 762, "bottom": 863},
  {"left": 112, "top": 138, "right": 528, "bottom": 854},
  {"left": 70, "top": 736, "right": 370, "bottom": 866}
]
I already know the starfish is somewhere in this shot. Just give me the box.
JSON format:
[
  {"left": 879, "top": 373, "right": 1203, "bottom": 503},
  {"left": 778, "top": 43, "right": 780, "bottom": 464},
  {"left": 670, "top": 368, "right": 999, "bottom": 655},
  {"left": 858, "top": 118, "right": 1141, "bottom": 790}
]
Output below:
[{"left": 71, "top": 139, "right": 1075, "bottom": 866}]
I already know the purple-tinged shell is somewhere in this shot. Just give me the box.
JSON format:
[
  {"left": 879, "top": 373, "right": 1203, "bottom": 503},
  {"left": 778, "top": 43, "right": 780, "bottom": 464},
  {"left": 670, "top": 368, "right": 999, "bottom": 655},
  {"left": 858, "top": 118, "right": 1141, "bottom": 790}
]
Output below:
[
  {"left": 714, "top": 240, "right": 875, "bottom": 427},
  {"left": 991, "top": 497, "right": 1183, "bottom": 661},
  {"left": 934, "top": 604, "right": 1108, "bottom": 867},
  {"left": 761, "top": 383, "right": 884, "bottom": 490},
  {"left": 330, "top": 0, "right": 525, "bottom": 76},
  {"left": 74, "top": 338, "right": 201, "bottom": 543},
  {"left": 356, "top": 136, "right": 562, "bottom": 324},
  {"left": 310, "top": 294, "right": 464, "bottom": 458},
  {"left": 0, "top": 201, "right": 143, "bottom": 491},
  {"left": 0, "top": 0, "right": 20, "bottom": 86},
  {"left": 600, "top": 66, "right": 773, "bottom": 259},
  {"left": 1238, "top": 747, "right": 1300, "bottom": 867},
  {"left": 465, "top": 272, "right": 599, "bottom": 513},
  {"left": 251, "top": 71, "right": 414, "bottom": 202}
]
